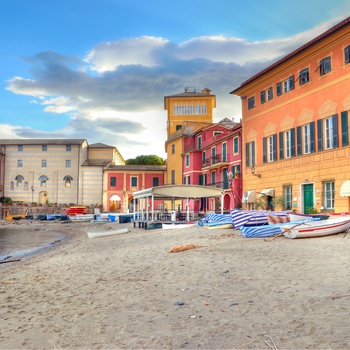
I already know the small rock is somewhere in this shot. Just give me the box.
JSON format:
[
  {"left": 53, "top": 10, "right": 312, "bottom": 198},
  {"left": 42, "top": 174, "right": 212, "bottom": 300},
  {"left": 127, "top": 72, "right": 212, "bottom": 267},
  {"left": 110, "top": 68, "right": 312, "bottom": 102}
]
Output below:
[{"left": 175, "top": 301, "right": 185, "bottom": 306}]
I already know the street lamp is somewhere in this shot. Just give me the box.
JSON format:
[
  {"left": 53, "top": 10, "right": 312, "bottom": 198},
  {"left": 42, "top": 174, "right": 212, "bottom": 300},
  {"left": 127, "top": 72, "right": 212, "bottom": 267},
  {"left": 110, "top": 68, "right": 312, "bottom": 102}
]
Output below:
[{"left": 251, "top": 166, "right": 261, "bottom": 178}]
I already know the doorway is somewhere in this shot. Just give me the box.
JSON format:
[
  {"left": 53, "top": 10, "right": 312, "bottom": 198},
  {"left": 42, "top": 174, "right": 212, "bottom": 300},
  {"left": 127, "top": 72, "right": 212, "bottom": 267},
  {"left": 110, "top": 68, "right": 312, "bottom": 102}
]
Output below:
[{"left": 302, "top": 183, "right": 314, "bottom": 213}]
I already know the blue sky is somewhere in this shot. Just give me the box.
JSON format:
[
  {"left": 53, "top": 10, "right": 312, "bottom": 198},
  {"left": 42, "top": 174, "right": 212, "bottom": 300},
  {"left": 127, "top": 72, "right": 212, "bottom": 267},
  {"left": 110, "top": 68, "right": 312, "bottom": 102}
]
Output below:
[{"left": 1, "top": 1, "right": 349, "bottom": 160}]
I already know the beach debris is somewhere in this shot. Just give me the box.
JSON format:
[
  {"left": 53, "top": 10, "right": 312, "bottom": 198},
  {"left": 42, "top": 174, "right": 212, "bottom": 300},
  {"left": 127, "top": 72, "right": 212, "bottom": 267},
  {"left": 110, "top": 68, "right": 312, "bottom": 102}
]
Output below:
[
  {"left": 223, "top": 269, "right": 229, "bottom": 273},
  {"left": 168, "top": 244, "right": 206, "bottom": 253},
  {"left": 0, "top": 259, "right": 21, "bottom": 264},
  {"left": 261, "top": 334, "right": 279, "bottom": 350},
  {"left": 331, "top": 293, "right": 350, "bottom": 300},
  {"left": 174, "top": 301, "right": 185, "bottom": 306}
]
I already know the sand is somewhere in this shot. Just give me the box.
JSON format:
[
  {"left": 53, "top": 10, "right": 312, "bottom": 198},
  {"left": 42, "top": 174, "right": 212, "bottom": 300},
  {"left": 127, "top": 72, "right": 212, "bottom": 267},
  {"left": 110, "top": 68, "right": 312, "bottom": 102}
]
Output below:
[{"left": 1, "top": 220, "right": 350, "bottom": 349}]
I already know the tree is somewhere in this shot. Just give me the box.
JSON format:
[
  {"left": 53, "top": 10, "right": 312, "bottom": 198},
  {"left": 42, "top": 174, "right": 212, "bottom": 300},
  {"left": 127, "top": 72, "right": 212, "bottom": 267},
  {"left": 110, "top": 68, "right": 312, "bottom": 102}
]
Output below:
[{"left": 125, "top": 155, "right": 165, "bottom": 165}]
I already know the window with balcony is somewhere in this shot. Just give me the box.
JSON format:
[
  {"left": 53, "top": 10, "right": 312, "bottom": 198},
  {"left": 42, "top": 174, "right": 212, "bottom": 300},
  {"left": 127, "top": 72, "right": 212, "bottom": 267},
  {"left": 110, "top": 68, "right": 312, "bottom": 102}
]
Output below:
[
  {"left": 324, "top": 181, "right": 334, "bottom": 209},
  {"left": 211, "top": 171, "right": 216, "bottom": 186}
]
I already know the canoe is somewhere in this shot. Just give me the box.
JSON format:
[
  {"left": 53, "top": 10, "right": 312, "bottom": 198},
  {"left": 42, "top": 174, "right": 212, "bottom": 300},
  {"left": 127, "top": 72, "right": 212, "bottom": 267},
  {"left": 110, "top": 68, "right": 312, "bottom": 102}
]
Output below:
[
  {"left": 69, "top": 214, "right": 94, "bottom": 222},
  {"left": 87, "top": 228, "right": 129, "bottom": 238},
  {"left": 162, "top": 222, "right": 197, "bottom": 230},
  {"left": 283, "top": 218, "right": 350, "bottom": 239},
  {"left": 289, "top": 213, "right": 329, "bottom": 222}
]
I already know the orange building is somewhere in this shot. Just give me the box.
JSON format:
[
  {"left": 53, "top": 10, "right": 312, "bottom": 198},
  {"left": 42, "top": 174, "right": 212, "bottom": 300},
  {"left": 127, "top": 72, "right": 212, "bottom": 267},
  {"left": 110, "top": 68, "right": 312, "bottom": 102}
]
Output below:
[{"left": 231, "top": 16, "right": 350, "bottom": 214}]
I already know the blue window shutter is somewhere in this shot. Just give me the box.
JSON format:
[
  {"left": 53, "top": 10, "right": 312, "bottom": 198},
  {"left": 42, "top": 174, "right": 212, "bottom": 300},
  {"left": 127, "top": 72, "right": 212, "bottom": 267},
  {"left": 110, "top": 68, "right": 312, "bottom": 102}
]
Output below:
[
  {"left": 260, "top": 91, "right": 265, "bottom": 103},
  {"left": 310, "top": 121, "right": 315, "bottom": 153},
  {"left": 263, "top": 137, "right": 267, "bottom": 163},
  {"left": 317, "top": 119, "right": 323, "bottom": 152},
  {"left": 273, "top": 134, "right": 277, "bottom": 161},
  {"left": 252, "top": 141, "right": 255, "bottom": 166},
  {"left": 245, "top": 143, "right": 249, "bottom": 167},
  {"left": 341, "top": 111, "right": 349, "bottom": 146},
  {"left": 276, "top": 82, "right": 282, "bottom": 96},
  {"left": 289, "top": 75, "right": 295, "bottom": 90},
  {"left": 332, "top": 114, "right": 338, "bottom": 148},
  {"left": 291, "top": 128, "right": 295, "bottom": 157},
  {"left": 279, "top": 131, "right": 284, "bottom": 160},
  {"left": 297, "top": 126, "right": 302, "bottom": 156}
]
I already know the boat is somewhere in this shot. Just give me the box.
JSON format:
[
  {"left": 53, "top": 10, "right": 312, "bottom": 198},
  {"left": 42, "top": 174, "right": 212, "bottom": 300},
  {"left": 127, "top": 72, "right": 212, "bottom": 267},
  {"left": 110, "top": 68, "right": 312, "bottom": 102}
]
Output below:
[
  {"left": 283, "top": 217, "right": 350, "bottom": 239},
  {"left": 69, "top": 214, "right": 94, "bottom": 222},
  {"left": 204, "top": 223, "right": 233, "bottom": 229},
  {"left": 162, "top": 222, "right": 197, "bottom": 230},
  {"left": 87, "top": 228, "right": 129, "bottom": 238},
  {"left": 289, "top": 213, "right": 329, "bottom": 222}
]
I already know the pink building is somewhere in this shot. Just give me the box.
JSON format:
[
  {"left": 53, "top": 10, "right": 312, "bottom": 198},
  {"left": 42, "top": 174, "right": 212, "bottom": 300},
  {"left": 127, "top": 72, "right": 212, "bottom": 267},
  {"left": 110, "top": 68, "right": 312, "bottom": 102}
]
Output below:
[{"left": 182, "top": 118, "right": 242, "bottom": 212}]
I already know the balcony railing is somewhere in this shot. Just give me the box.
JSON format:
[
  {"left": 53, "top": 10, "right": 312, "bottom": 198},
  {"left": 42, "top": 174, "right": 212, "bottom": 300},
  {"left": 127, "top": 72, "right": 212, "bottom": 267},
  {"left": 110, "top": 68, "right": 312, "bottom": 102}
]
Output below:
[
  {"left": 202, "top": 154, "right": 229, "bottom": 168},
  {"left": 206, "top": 180, "right": 230, "bottom": 190}
]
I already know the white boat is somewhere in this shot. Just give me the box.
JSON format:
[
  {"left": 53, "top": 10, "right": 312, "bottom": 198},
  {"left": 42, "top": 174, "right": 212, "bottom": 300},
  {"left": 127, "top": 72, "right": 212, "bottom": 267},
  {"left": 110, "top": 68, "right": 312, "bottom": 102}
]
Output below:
[
  {"left": 283, "top": 218, "right": 350, "bottom": 239},
  {"left": 69, "top": 214, "right": 94, "bottom": 222},
  {"left": 162, "top": 222, "right": 197, "bottom": 230},
  {"left": 87, "top": 228, "right": 129, "bottom": 238},
  {"left": 289, "top": 213, "right": 329, "bottom": 222}
]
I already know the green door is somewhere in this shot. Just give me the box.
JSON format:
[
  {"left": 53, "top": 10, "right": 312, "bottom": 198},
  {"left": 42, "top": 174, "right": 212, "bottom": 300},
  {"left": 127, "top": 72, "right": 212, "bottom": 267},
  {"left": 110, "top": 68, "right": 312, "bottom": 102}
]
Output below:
[{"left": 303, "top": 184, "right": 314, "bottom": 213}]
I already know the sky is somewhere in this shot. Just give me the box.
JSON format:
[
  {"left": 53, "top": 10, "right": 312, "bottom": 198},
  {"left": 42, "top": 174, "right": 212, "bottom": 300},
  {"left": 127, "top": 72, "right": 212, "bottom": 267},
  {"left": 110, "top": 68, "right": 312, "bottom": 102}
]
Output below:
[{"left": 1, "top": 1, "right": 349, "bottom": 160}]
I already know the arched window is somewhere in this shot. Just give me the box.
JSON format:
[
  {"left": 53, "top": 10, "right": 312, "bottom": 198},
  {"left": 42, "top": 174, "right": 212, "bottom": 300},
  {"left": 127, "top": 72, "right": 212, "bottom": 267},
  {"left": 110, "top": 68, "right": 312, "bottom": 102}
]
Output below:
[
  {"left": 39, "top": 175, "right": 48, "bottom": 187},
  {"left": 15, "top": 175, "right": 24, "bottom": 187},
  {"left": 63, "top": 175, "right": 73, "bottom": 188}
]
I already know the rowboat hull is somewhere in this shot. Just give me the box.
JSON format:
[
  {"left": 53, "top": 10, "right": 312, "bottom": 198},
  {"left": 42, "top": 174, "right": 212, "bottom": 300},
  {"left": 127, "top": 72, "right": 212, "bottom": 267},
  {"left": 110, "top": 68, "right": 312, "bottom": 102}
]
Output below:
[
  {"left": 87, "top": 228, "right": 129, "bottom": 238},
  {"left": 162, "top": 223, "right": 197, "bottom": 230},
  {"left": 283, "top": 218, "right": 350, "bottom": 239},
  {"left": 289, "top": 213, "right": 329, "bottom": 222},
  {"left": 69, "top": 214, "right": 94, "bottom": 222}
]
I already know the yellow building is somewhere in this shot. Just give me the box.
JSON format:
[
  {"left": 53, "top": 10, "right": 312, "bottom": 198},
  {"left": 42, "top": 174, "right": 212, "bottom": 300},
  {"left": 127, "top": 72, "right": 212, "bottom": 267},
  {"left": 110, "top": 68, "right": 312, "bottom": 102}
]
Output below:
[
  {"left": 231, "top": 16, "right": 350, "bottom": 214},
  {"left": 164, "top": 87, "right": 216, "bottom": 185}
]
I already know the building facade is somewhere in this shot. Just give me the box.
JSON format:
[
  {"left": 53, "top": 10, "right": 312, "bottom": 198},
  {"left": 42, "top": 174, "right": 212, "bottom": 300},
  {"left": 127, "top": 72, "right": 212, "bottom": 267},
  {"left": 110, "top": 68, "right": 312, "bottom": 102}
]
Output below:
[
  {"left": 182, "top": 118, "right": 242, "bottom": 212},
  {"left": 231, "top": 16, "right": 350, "bottom": 213}
]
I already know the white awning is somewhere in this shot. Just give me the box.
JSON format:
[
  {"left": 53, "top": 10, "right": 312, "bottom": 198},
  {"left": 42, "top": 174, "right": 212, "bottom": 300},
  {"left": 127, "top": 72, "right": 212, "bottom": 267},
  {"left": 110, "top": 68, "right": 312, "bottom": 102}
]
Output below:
[
  {"left": 242, "top": 190, "right": 256, "bottom": 203},
  {"left": 340, "top": 180, "right": 350, "bottom": 197},
  {"left": 259, "top": 188, "right": 275, "bottom": 197},
  {"left": 110, "top": 194, "right": 121, "bottom": 201}
]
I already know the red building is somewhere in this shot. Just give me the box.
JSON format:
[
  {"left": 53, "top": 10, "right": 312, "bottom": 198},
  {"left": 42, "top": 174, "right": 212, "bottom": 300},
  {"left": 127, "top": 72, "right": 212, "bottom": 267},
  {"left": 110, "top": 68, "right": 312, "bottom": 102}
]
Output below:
[{"left": 182, "top": 118, "right": 242, "bottom": 212}]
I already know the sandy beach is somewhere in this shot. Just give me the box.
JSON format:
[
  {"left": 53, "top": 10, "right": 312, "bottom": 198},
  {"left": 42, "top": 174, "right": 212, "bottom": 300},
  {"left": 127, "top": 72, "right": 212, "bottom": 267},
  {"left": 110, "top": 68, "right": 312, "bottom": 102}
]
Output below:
[{"left": 1, "top": 220, "right": 350, "bottom": 349}]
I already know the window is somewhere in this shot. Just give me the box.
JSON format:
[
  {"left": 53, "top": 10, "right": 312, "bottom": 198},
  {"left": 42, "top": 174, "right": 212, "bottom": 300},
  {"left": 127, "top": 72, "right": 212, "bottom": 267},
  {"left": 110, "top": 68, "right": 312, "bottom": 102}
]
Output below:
[
  {"left": 277, "top": 75, "right": 294, "bottom": 95},
  {"left": 285, "top": 130, "right": 292, "bottom": 158},
  {"left": 63, "top": 175, "right": 73, "bottom": 188},
  {"left": 15, "top": 175, "right": 24, "bottom": 187},
  {"left": 304, "top": 124, "right": 311, "bottom": 154},
  {"left": 66, "top": 145, "right": 71, "bottom": 151},
  {"left": 318, "top": 56, "right": 331, "bottom": 76},
  {"left": 263, "top": 135, "right": 277, "bottom": 163},
  {"left": 39, "top": 175, "right": 48, "bottom": 187},
  {"left": 325, "top": 117, "right": 334, "bottom": 149},
  {"left": 66, "top": 160, "right": 71, "bottom": 168},
  {"left": 185, "top": 154, "right": 190, "bottom": 167},
  {"left": 42, "top": 160, "right": 47, "bottom": 167},
  {"left": 198, "top": 136, "right": 202, "bottom": 150},
  {"left": 222, "top": 142, "right": 227, "bottom": 162},
  {"left": 233, "top": 137, "right": 239, "bottom": 154},
  {"left": 18, "top": 145, "right": 23, "bottom": 152},
  {"left": 324, "top": 181, "right": 334, "bottom": 209},
  {"left": 42, "top": 145, "right": 47, "bottom": 151},
  {"left": 279, "top": 129, "right": 295, "bottom": 160},
  {"left": 153, "top": 177, "right": 159, "bottom": 187},
  {"left": 198, "top": 174, "right": 206, "bottom": 185},
  {"left": 211, "top": 171, "right": 216, "bottom": 186},
  {"left": 110, "top": 176, "right": 116, "bottom": 187},
  {"left": 284, "top": 186, "right": 292, "bottom": 210},
  {"left": 298, "top": 68, "right": 310, "bottom": 85},
  {"left": 245, "top": 141, "right": 255, "bottom": 167},
  {"left": 184, "top": 175, "right": 190, "bottom": 185},
  {"left": 260, "top": 87, "right": 273, "bottom": 103},
  {"left": 10, "top": 181, "right": 14, "bottom": 190},
  {"left": 345, "top": 45, "right": 350, "bottom": 64},
  {"left": 176, "top": 125, "right": 182, "bottom": 131},
  {"left": 171, "top": 170, "right": 175, "bottom": 185},
  {"left": 297, "top": 123, "right": 315, "bottom": 156},
  {"left": 17, "top": 160, "right": 23, "bottom": 168},
  {"left": 171, "top": 144, "right": 175, "bottom": 154},
  {"left": 131, "top": 176, "right": 138, "bottom": 187},
  {"left": 248, "top": 96, "right": 255, "bottom": 110}
]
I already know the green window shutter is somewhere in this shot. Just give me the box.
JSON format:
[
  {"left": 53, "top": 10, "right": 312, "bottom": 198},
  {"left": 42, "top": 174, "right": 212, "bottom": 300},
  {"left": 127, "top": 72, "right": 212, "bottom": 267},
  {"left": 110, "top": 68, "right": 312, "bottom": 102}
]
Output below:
[
  {"left": 245, "top": 143, "right": 249, "bottom": 167},
  {"left": 291, "top": 128, "right": 295, "bottom": 157},
  {"left": 341, "top": 111, "right": 349, "bottom": 146},
  {"left": 289, "top": 75, "right": 295, "bottom": 90},
  {"left": 310, "top": 121, "right": 315, "bottom": 153},
  {"left": 252, "top": 141, "right": 255, "bottom": 166},
  {"left": 297, "top": 126, "right": 302, "bottom": 156},
  {"left": 332, "top": 114, "right": 338, "bottom": 148},
  {"left": 279, "top": 131, "right": 284, "bottom": 160},
  {"left": 263, "top": 137, "right": 267, "bottom": 163},
  {"left": 276, "top": 82, "right": 282, "bottom": 96},
  {"left": 273, "top": 134, "right": 277, "bottom": 161},
  {"left": 260, "top": 91, "right": 265, "bottom": 103},
  {"left": 317, "top": 119, "right": 323, "bottom": 152}
]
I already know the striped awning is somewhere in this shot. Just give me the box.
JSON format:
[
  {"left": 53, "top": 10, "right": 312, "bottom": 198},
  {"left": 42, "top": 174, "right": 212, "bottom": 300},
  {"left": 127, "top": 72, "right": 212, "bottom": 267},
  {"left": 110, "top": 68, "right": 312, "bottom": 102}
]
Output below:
[
  {"left": 242, "top": 190, "right": 256, "bottom": 203},
  {"left": 340, "top": 180, "right": 350, "bottom": 197},
  {"left": 259, "top": 188, "right": 275, "bottom": 197}
]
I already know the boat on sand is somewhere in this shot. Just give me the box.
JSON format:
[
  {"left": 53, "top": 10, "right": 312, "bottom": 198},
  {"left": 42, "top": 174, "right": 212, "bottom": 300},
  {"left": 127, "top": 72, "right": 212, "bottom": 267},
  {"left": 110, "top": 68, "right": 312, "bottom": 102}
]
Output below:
[
  {"left": 162, "top": 222, "right": 197, "bottom": 230},
  {"left": 283, "top": 217, "right": 350, "bottom": 239},
  {"left": 87, "top": 228, "right": 129, "bottom": 238}
]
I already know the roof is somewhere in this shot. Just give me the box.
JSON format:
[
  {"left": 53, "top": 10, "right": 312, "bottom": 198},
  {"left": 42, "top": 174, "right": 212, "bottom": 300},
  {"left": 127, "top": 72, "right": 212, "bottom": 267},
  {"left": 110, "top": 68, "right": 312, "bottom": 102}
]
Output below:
[
  {"left": 230, "top": 16, "right": 350, "bottom": 94},
  {"left": 81, "top": 159, "right": 112, "bottom": 166},
  {"left": 133, "top": 185, "right": 223, "bottom": 200},
  {"left": 89, "top": 142, "right": 115, "bottom": 149},
  {"left": 107, "top": 165, "right": 166, "bottom": 171},
  {"left": 0, "top": 139, "right": 87, "bottom": 145}
]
